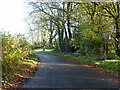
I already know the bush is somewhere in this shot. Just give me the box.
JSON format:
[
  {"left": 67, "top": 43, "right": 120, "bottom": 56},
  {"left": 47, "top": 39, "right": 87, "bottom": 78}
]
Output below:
[{"left": 2, "top": 32, "right": 32, "bottom": 84}]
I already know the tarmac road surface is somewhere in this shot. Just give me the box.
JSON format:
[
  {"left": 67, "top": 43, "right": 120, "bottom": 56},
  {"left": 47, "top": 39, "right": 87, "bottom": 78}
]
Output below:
[{"left": 22, "top": 52, "right": 119, "bottom": 88}]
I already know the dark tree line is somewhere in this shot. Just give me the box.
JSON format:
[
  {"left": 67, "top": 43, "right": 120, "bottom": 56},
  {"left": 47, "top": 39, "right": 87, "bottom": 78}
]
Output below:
[{"left": 27, "top": 1, "right": 120, "bottom": 58}]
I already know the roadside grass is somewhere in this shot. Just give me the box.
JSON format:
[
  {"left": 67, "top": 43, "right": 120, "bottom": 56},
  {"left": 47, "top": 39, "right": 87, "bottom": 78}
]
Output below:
[
  {"left": 2, "top": 53, "right": 39, "bottom": 88},
  {"left": 33, "top": 48, "right": 119, "bottom": 74},
  {"left": 33, "top": 47, "right": 54, "bottom": 52}
]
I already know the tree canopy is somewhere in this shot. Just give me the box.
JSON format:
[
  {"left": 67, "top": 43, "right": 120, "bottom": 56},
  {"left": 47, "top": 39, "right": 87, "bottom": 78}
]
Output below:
[{"left": 27, "top": 1, "right": 120, "bottom": 58}]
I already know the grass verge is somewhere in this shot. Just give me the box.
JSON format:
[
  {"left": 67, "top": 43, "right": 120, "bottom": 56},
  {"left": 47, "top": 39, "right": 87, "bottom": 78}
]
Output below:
[{"left": 2, "top": 53, "right": 39, "bottom": 89}]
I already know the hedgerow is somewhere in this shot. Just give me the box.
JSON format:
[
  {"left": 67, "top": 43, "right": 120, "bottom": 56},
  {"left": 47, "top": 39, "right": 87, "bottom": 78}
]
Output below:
[{"left": 1, "top": 32, "right": 37, "bottom": 88}]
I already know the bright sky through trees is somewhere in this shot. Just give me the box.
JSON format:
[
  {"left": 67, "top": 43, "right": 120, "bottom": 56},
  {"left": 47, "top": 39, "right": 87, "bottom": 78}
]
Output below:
[
  {"left": 0, "top": 0, "right": 117, "bottom": 35},
  {"left": 0, "top": 0, "right": 28, "bottom": 34}
]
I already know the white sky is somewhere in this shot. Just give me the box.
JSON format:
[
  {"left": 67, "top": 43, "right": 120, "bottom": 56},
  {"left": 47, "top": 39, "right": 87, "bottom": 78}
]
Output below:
[
  {"left": 0, "top": 0, "right": 117, "bottom": 35},
  {"left": 0, "top": 0, "right": 28, "bottom": 35}
]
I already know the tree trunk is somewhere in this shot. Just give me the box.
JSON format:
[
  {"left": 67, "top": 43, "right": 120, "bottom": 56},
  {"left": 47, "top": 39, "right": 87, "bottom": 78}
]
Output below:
[
  {"left": 66, "top": 2, "right": 72, "bottom": 52},
  {"left": 67, "top": 2, "right": 72, "bottom": 39},
  {"left": 49, "top": 38, "right": 53, "bottom": 47},
  {"left": 115, "top": 3, "right": 120, "bottom": 57},
  {"left": 115, "top": 19, "right": 120, "bottom": 57},
  {"left": 64, "top": 28, "right": 70, "bottom": 53}
]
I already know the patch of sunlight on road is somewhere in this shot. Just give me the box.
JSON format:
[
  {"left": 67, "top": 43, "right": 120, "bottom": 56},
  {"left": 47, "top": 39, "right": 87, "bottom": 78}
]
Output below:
[{"left": 41, "top": 63, "right": 77, "bottom": 67}]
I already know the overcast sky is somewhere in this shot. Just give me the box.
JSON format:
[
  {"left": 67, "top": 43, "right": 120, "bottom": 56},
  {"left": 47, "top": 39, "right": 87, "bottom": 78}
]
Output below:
[{"left": 0, "top": 0, "right": 29, "bottom": 35}]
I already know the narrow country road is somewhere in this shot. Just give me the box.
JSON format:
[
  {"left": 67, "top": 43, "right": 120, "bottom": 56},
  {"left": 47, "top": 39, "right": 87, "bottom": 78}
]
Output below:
[{"left": 22, "top": 52, "right": 118, "bottom": 88}]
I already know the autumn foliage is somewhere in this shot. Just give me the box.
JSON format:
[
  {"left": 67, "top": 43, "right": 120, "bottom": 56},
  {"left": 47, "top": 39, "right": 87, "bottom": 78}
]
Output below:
[{"left": 2, "top": 32, "right": 38, "bottom": 88}]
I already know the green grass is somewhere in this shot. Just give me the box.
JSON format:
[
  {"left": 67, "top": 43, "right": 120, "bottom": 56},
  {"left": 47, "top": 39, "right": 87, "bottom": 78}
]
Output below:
[
  {"left": 95, "top": 60, "right": 119, "bottom": 73},
  {"left": 33, "top": 48, "right": 54, "bottom": 52},
  {"left": 33, "top": 48, "right": 119, "bottom": 74}
]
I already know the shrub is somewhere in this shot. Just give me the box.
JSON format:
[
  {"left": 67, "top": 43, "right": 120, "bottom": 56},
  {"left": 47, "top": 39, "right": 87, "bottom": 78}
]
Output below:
[{"left": 2, "top": 32, "right": 32, "bottom": 83}]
